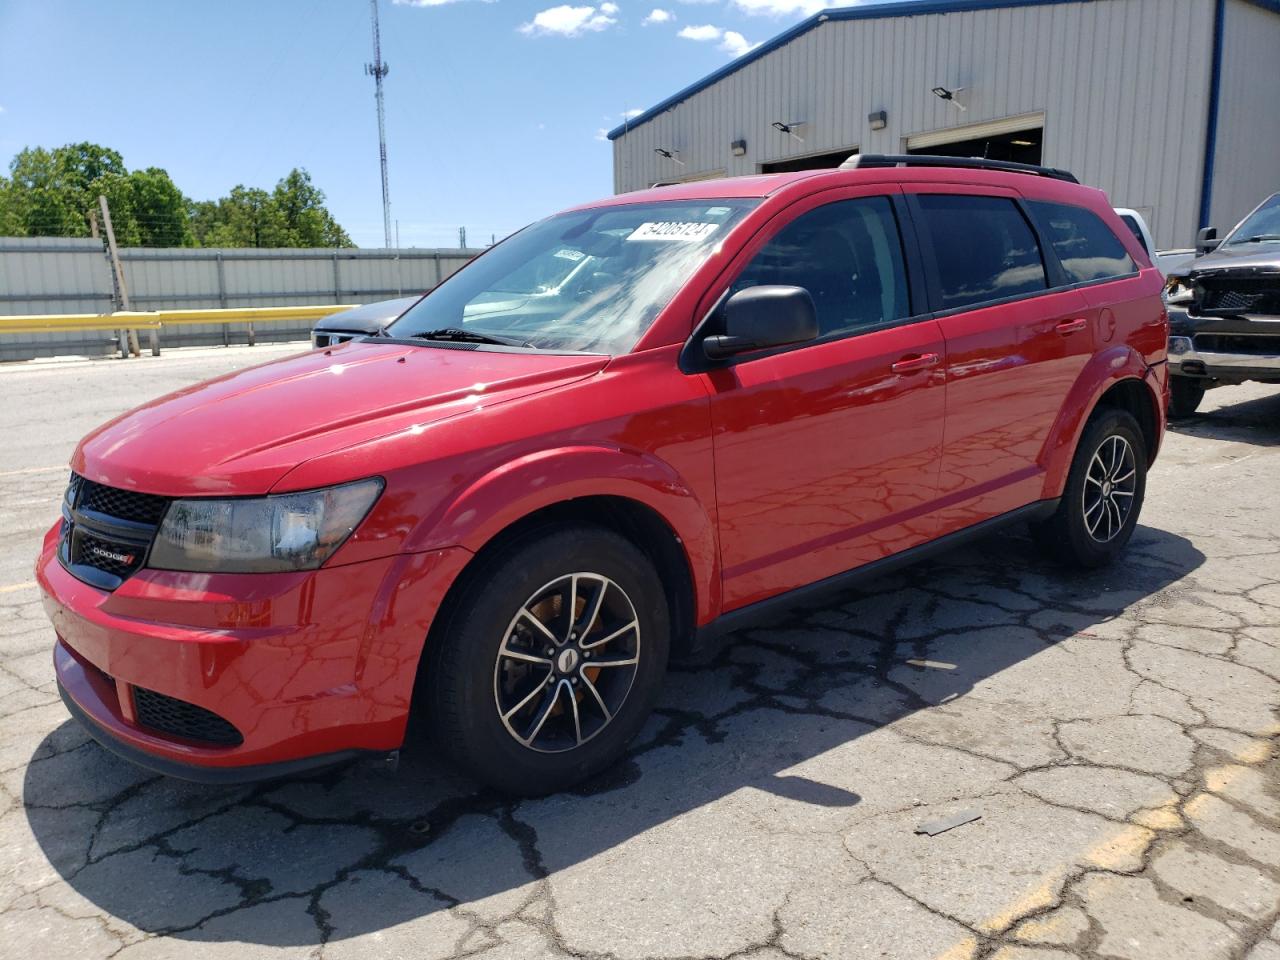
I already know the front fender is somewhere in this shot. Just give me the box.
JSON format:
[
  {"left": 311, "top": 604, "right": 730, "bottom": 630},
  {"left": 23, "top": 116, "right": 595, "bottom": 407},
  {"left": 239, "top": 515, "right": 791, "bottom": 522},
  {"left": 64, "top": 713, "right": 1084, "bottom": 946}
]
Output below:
[
  {"left": 407, "top": 444, "right": 721, "bottom": 625},
  {"left": 1040, "top": 346, "right": 1162, "bottom": 498}
]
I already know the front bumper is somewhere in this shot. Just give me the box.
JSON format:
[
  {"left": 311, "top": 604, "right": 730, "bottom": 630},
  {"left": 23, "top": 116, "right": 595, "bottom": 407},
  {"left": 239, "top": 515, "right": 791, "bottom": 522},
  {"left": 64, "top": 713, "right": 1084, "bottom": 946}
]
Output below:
[
  {"left": 1169, "top": 335, "right": 1280, "bottom": 380},
  {"left": 37, "top": 524, "right": 471, "bottom": 779}
]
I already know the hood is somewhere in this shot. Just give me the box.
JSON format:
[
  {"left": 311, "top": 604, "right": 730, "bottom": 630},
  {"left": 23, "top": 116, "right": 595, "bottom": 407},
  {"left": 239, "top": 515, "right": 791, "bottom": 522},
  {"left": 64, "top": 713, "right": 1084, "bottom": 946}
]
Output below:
[
  {"left": 73, "top": 340, "right": 607, "bottom": 496},
  {"left": 1189, "top": 241, "right": 1280, "bottom": 277}
]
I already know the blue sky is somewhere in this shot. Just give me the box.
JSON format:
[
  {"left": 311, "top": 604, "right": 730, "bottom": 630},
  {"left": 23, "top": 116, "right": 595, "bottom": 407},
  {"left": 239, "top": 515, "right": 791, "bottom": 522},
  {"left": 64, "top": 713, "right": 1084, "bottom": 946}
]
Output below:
[{"left": 0, "top": 0, "right": 882, "bottom": 248}]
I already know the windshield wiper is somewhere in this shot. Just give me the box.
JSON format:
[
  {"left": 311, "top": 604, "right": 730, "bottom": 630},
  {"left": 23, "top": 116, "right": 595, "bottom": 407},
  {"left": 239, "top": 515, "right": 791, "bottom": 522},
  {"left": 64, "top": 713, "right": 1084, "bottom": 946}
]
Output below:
[
  {"left": 411, "top": 327, "right": 531, "bottom": 347},
  {"left": 1231, "top": 235, "right": 1280, "bottom": 244}
]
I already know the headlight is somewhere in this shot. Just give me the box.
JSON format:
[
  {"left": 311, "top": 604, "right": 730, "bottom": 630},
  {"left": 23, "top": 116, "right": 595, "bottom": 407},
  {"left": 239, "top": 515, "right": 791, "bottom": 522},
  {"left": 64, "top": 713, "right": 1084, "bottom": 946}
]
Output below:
[
  {"left": 1163, "top": 276, "right": 1193, "bottom": 305},
  {"left": 148, "top": 478, "right": 383, "bottom": 573}
]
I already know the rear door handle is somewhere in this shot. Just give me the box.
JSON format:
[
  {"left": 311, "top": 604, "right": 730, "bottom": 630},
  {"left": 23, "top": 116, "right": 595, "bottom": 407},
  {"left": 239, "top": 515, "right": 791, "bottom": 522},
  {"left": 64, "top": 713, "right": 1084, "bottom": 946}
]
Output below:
[
  {"left": 891, "top": 352, "right": 940, "bottom": 374},
  {"left": 1055, "top": 318, "right": 1088, "bottom": 334}
]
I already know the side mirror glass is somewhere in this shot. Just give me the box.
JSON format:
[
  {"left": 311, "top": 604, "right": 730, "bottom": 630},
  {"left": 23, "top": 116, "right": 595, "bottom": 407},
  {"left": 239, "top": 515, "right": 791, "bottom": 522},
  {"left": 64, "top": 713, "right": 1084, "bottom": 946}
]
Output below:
[
  {"left": 703, "top": 285, "right": 819, "bottom": 361},
  {"left": 1195, "top": 227, "right": 1219, "bottom": 256}
]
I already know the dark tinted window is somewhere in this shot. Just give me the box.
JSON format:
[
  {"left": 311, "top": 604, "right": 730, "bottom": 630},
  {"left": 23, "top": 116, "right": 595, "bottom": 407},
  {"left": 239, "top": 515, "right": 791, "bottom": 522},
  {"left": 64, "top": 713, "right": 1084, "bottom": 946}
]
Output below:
[
  {"left": 1118, "top": 214, "right": 1149, "bottom": 254},
  {"left": 1030, "top": 201, "right": 1138, "bottom": 283},
  {"left": 916, "top": 194, "right": 1047, "bottom": 310},
  {"left": 731, "top": 197, "right": 910, "bottom": 336}
]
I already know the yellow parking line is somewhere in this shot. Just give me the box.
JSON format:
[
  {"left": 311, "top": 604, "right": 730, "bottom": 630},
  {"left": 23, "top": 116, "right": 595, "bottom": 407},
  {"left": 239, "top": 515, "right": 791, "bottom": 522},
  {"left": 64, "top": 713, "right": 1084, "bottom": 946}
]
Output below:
[
  {"left": 0, "top": 581, "right": 36, "bottom": 594},
  {"left": 0, "top": 465, "right": 65, "bottom": 479}
]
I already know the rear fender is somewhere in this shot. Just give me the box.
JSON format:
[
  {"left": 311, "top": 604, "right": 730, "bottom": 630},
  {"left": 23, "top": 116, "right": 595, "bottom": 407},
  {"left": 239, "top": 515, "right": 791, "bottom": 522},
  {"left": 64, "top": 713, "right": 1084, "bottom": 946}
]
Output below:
[
  {"left": 407, "top": 445, "right": 721, "bottom": 624},
  {"left": 1040, "top": 346, "right": 1162, "bottom": 497}
]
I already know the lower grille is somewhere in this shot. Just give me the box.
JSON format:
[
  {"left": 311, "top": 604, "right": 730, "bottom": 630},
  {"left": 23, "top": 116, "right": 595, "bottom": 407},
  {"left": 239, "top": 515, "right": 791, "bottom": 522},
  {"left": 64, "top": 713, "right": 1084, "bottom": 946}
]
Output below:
[{"left": 133, "top": 687, "right": 244, "bottom": 747}]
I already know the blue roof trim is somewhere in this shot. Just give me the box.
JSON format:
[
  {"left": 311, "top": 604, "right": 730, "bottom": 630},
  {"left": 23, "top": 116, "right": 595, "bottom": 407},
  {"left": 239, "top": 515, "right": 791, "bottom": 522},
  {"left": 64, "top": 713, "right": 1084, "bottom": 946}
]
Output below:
[{"left": 608, "top": 0, "right": 1280, "bottom": 142}]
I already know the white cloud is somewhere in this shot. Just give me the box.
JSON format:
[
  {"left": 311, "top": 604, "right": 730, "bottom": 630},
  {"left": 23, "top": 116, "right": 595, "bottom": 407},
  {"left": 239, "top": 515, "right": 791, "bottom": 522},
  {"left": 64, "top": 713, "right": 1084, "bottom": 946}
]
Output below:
[
  {"left": 677, "top": 22, "right": 756, "bottom": 54},
  {"left": 622, "top": 108, "right": 644, "bottom": 118},
  {"left": 643, "top": 7, "right": 673, "bottom": 23},
  {"left": 520, "top": 3, "right": 619, "bottom": 35},
  {"left": 392, "top": 0, "right": 494, "bottom": 6},
  {"left": 595, "top": 128, "right": 611, "bottom": 141},
  {"left": 677, "top": 22, "right": 721, "bottom": 40},
  {"left": 730, "top": 0, "right": 829, "bottom": 15},
  {"left": 719, "top": 29, "right": 757, "bottom": 55}
]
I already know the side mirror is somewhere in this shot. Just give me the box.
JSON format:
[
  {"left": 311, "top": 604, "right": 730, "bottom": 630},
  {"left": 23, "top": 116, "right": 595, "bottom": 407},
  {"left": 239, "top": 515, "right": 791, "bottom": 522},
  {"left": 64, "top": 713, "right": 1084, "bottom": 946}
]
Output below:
[
  {"left": 1196, "top": 227, "right": 1219, "bottom": 256},
  {"left": 702, "top": 285, "right": 818, "bottom": 361}
]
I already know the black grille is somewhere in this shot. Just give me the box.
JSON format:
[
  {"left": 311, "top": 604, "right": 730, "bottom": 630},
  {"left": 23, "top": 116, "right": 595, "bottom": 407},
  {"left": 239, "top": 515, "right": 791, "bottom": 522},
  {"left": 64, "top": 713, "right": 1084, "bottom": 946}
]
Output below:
[
  {"left": 60, "top": 474, "right": 170, "bottom": 589},
  {"left": 73, "top": 532, "right": 144, "bottom": 578},
  {"left": 1199, "top": 278, "right": 1280, "bottom": 315},
  {"left": 133, "top": 687, "right": 244, "bottom": 747},
  {"left": 79, "top": 479, "right": 170, "bottom": 525},
  {"left": 1193, "top": 334, "right": 1280, "bottom": 356}
]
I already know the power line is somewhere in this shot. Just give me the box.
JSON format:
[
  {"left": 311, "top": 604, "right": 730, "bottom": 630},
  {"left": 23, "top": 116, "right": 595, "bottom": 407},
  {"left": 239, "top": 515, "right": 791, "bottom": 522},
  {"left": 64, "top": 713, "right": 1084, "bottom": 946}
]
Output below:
[{"left": 365, "top": 0, "right": 392, "bottom": 249}]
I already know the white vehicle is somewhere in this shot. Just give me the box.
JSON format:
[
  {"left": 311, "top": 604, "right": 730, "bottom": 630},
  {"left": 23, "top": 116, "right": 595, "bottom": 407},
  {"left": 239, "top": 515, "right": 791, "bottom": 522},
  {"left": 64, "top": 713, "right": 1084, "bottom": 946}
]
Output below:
[{"left": 1113, "top": 208, "right": 1194, "bottom": 277}]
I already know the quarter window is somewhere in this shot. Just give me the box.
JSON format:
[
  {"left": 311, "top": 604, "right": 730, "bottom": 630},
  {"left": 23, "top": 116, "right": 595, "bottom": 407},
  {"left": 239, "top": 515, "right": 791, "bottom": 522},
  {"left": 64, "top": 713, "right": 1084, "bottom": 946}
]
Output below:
[
  {"left": 1030, "top": 201, "right": 1138, "bottom": 283},
  {"left": 916, "top": 195, "right": 1048, "bottom": 310},
  {"left": 730, "top": 197, "right": 911, "bottom": 337}
]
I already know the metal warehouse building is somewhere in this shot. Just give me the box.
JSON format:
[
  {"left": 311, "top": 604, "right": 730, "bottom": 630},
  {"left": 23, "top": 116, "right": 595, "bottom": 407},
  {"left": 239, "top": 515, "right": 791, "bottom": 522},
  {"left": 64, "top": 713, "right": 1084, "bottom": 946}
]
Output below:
[{"left": 608, "top": 0, "right": 1280, "bottom": 250}]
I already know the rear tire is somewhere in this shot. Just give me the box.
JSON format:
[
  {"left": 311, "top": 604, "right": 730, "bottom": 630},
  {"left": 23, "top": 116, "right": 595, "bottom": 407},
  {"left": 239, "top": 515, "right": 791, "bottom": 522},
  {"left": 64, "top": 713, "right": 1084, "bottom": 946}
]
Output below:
[
  {"left": 1032, "top": 408, "right": 1147, "bottom": 569},
  {"left": 1168, "top": 377, "right": 1205, "bottom": 419},
  {"left": 425, "top": 525, "right": 669, "bottom": 796}
]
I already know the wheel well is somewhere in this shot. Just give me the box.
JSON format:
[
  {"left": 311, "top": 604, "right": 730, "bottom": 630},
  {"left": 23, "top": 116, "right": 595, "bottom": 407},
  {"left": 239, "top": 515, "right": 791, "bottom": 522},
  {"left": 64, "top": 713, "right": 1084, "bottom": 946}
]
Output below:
[
  {"left": 1092, "top": 378, "right": 1158, "bottom": 463},
  {"left": 424, "top": 496, "right": 698, "bottom": 668}
]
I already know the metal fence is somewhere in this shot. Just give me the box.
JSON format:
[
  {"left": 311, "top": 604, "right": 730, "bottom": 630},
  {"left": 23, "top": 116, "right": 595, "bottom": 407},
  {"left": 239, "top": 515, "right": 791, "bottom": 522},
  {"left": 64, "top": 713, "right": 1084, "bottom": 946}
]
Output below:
[{"left": 0, "top": 238, "right": 481, "bottom": 361}]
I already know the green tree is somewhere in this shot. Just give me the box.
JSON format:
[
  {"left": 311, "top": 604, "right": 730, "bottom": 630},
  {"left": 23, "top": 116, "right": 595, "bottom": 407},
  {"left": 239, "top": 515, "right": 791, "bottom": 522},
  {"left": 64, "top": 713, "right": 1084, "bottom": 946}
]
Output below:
[
  {"left": 272, "top": 169, "right": 353, "bottom": 247},
  {"left": 1, "top": 143, "right": 352, "bottom": 248}
]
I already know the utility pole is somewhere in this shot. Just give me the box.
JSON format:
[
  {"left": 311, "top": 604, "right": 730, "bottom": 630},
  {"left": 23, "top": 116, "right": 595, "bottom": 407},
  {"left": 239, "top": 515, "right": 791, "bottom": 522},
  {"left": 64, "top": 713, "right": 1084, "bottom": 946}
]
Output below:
[
  {"left": 365, "top": 0, "right": 392, "bottom": 248},
  {"left": 459, "top": 226, "right": 467, "bottom": 249},
  {"left": 98, "top": 195, "right": 147, "bottom": 358}
]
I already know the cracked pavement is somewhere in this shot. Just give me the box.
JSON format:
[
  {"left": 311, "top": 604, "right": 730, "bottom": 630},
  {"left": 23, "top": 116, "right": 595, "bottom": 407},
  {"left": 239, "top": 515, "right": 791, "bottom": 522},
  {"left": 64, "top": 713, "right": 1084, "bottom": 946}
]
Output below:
[{"left": 1, "top": 344, "right": 1278, "bottom": 960}]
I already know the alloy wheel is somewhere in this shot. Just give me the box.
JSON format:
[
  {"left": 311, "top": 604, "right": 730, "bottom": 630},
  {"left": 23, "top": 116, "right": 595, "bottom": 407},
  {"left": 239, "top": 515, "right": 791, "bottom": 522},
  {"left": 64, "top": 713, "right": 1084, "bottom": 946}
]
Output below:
[
  {"left": 1082, "top": 434, "right": 1137, "bottom": 543},
  {"left": 493, "top": 572, "right": 641, "bottom": 753}
]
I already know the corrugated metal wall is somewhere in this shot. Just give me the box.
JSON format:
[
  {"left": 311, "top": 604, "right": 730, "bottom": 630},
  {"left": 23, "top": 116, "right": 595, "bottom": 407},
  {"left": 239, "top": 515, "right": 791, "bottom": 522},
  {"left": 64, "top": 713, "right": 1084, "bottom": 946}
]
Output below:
[
  {"left": 1209, "top": 0, "right": 1280, "bottom": 234},
  {"left": 613, "top": 0, "right": 1222, "bottom": 249},
  {"left": 0, "top": 241, "right": 480, "bottom": 361}
]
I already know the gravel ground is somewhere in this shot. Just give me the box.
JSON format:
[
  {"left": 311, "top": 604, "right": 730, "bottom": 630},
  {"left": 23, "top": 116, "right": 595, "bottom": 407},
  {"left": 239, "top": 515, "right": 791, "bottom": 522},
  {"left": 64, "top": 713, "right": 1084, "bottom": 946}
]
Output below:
[{"left": 1, "top": 344, "right": 1278, "bottom": 960}]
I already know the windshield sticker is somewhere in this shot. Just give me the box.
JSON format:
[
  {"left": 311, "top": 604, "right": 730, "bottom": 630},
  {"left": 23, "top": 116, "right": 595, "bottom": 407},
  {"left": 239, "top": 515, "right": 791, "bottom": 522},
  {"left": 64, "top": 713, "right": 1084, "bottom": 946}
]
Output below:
[
  {"left": 627, "top": 221, "right": 720, "bottom": 242},
  {"left": 705, "top": 206, "right": 733, "bottom": 217},
  {"left": 553, "top": 248, "right": 586, "bottom": 261}
]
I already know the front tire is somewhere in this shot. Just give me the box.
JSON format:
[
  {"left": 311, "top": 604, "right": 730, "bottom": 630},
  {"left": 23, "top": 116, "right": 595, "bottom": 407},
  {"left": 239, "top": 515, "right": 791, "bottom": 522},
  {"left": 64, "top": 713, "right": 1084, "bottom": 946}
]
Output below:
[
  {"left": 1032, "top": 408, "right": 1147, "bottom": 569},
  {"left": 425, "top": 525, "right": 670, "bottom": 795},
  {"left": 1169, "top": 377, "right": 1205, "bottom": 419}
]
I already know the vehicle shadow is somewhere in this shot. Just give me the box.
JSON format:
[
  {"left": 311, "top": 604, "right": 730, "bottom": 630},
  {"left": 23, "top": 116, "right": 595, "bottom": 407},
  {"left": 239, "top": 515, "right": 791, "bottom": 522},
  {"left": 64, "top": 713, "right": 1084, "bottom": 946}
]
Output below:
[
  {"left": 1167, "top": 385, "right": 1280, "bottom": 446},
  {"left": 23, "top": 523, "right": 1204, "bottom": 947}
]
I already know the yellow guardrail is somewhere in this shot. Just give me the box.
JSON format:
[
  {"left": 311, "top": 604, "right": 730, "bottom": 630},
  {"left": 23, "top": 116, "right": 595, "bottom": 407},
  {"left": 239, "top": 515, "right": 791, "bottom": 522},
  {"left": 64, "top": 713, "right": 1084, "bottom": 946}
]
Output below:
[{"left": 0, "top": 304, "right": 362, "bottom": 336}]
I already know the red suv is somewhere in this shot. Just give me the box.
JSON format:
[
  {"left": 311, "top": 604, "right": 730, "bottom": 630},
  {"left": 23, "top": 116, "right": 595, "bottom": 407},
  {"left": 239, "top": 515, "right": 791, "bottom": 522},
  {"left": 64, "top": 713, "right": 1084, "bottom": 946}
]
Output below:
[{"left": 38, "top": 156, "right": 1169, "bottom": 794}]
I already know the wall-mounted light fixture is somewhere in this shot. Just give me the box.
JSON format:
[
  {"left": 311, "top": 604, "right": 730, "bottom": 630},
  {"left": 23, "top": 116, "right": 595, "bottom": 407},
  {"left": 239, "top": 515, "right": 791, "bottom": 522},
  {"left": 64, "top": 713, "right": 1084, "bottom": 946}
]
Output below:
[
  {"left": 731, "top": 139, "right": 747, "bottom": 157},
  {"left": 931, "top": 86, "right": 967, "bottom": 112},
  {"left": 868, "top": 110, "right": 887, "bottom": 131},
  {"left": 654, "top": 147, "right": 686, "bottom": 165},
  {"left": 771, "top": 121, "right": 807, "bottom": 143}
]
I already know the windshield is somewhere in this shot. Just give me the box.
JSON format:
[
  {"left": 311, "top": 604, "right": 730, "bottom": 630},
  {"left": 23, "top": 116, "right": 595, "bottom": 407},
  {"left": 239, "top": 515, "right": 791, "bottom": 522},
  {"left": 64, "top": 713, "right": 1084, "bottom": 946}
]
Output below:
[
  {"left": 388, "top": 199, "right": 757, "bottom": 353},
  {"left": 1226, "top": 193, "right": 1280, "bottom": 245}
]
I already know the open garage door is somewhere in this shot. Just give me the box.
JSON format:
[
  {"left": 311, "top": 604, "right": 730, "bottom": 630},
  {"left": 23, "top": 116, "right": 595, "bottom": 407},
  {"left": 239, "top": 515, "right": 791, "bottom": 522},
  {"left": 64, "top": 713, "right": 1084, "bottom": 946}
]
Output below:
[
  {"left": 907, "top": 112, "right": 1044, "bottom": 165},
  {"left": 760, "top": 147, "right": 858, "bottom": 173}
]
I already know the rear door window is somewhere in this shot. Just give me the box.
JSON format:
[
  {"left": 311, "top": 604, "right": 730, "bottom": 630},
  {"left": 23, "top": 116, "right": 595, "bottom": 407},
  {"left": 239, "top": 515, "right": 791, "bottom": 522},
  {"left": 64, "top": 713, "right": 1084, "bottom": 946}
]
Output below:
[
  {"left": 915, "top": 195, "right": 1048, "bottom": 310},
  {"left": 1029, "top": 201, "right": 1138, "bottom": 283}
]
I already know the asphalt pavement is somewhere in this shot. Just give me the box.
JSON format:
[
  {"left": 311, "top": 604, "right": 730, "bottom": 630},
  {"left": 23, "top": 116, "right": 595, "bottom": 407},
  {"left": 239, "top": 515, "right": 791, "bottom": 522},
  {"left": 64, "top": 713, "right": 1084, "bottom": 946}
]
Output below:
[{"left": 1, "top": 343, "right": 1278, "bottom": 960}]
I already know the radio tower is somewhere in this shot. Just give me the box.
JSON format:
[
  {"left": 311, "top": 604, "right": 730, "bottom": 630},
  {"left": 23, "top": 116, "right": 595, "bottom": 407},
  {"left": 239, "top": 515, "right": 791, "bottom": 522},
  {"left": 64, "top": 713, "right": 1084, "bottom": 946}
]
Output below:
[{"left": 365, "top": 0, "right": 392, "bottom": 248}]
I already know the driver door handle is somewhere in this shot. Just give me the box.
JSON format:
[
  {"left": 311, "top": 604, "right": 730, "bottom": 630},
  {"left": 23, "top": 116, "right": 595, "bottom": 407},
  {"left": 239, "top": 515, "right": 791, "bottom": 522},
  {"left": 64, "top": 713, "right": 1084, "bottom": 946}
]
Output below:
[
  {"left": 891, "top": 352, "right": 940, "bottom": 374},
  {"left": 1055, "top": 318, "right": 1088, "bottom": 334}
]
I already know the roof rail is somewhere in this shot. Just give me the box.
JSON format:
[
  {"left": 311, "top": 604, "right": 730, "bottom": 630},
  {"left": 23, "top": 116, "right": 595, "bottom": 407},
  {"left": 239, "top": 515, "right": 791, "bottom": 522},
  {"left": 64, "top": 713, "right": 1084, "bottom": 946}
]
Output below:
[{"left": 839, "top": 153, "right": 1079, "bottom": 184}]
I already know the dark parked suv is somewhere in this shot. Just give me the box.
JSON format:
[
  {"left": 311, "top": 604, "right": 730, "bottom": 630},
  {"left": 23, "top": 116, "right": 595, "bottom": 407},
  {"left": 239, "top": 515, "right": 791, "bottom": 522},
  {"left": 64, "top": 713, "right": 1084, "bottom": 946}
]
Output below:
[
  {"left": 41, "top": 156, "right": 1168, "bottom": 794},
  {"left": 1166, "top": 191, "right": 1280, "bottom": 416}
]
